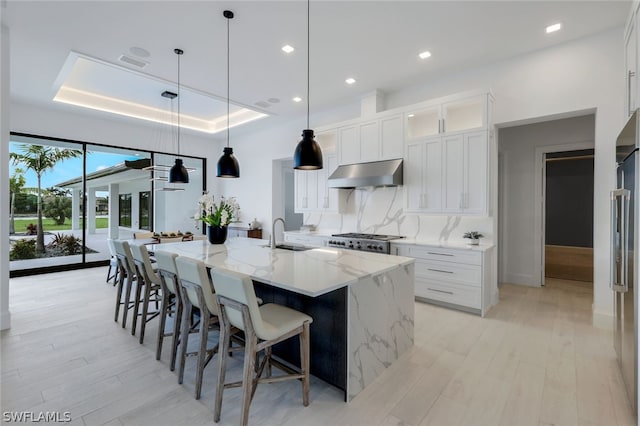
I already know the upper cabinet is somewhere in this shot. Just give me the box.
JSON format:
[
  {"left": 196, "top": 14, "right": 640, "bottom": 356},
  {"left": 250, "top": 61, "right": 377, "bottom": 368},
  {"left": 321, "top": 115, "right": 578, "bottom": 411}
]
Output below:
[
  {"left": 404, "top": 92, "right": 493, "bottom": 216},
  {"left": 337, "top": 113, "right": 403, "bottom": 165},
  {"left": 406, "top": 94, "right": 490, "bottom": 140},
  {"left": 295, "top": 129, "right": 346, "bottom": 213}
]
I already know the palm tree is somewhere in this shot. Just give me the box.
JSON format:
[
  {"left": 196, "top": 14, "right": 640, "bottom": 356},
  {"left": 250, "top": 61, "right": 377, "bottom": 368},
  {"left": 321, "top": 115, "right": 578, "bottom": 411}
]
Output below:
[
  {"left": 10, "top": 144, "right": 81, "bottom": 253},
  {"left": 9, "top": 167, "right": 26, "bottom": 235}
]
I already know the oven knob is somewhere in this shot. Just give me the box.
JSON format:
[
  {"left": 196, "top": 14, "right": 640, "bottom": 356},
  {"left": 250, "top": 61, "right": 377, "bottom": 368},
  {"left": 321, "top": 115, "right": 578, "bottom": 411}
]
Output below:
[
  {"left": 348, "top": 244, "right": 354, "bottom": 248},
  {"left": 341, "top": 242, "right": 345, "bottom": 246},
  {"left": 367, "top": 244, "right": 372, "bottom": 249},
  {"left": 377, "top": 246, "right": 383, "bottom": 251}
]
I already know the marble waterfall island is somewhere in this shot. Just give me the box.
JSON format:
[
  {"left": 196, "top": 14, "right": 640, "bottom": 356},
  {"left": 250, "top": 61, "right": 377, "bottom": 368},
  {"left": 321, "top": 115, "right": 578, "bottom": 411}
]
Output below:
[{"left": 151, "top": 237, "right": 415, "bottom": 401}]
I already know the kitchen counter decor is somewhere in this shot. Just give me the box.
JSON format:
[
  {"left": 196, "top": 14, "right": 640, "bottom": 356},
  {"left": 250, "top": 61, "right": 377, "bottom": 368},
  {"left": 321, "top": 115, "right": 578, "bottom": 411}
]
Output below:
[{"left": 195, "top": 193, "right": 239, "bottom": 244}]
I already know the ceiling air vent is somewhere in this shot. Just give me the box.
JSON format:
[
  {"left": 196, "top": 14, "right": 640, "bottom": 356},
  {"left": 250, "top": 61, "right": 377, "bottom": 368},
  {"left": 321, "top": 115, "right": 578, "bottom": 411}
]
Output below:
[{"left": 118, "top": 54, "right": 148, "bottom": 69}]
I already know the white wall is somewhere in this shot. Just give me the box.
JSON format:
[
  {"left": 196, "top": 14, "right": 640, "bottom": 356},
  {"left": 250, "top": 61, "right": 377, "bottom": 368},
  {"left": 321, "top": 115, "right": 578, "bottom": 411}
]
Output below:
[
  {"left": 498, "top": 114, "right": 595, "bottom": 286},
  {"left": 216, "top": 27, "right": 624, "bottom": 317},
  {"left": 1, "top": 23, "right": 11, "bottom": 330}
]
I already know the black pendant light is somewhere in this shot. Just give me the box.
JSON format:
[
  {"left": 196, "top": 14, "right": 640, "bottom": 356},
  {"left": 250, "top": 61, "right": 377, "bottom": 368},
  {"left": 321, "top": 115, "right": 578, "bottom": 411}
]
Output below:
[
  {"left": 217, "top": 10, "right": 240, "bottom": 178},
  {"left": 293, "top": 0, "right": 323, "bottom": 170},
  {"left": 169, "top": 48, "right": 189, "bottom": 183}
]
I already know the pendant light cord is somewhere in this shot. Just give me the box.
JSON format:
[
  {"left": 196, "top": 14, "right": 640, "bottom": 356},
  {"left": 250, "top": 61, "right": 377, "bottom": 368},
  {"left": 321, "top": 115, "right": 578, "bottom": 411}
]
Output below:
[
  {"left": 227, "top": 12, "right": 230, "bottom": 148},
  {"left": 176, "top": 49, "right": 181, "bottom": 157},
  {"left": 307, "top": 0, "right": 310, "bottom": 130}
]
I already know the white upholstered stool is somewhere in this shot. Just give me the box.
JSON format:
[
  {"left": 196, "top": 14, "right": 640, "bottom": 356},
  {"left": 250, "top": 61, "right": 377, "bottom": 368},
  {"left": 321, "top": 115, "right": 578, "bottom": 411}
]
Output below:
[{"left": 211, "top": 269, "right": 313, "bottom": 426}]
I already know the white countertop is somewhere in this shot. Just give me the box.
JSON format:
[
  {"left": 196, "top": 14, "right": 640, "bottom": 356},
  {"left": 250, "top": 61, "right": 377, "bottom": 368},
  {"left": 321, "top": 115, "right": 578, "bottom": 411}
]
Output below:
[
  {"left": 284, "top": 230, "right": 494, "bottom": 252},
  {"left": 149, "top": 237, "right": 414, "bottom": 297},
  {"left": 390, "top": 238, "right": 495, "bottom": 252}
]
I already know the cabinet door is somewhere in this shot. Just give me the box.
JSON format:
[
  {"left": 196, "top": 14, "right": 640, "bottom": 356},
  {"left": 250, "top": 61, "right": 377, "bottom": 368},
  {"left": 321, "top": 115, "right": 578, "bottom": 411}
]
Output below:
[
  {"left": 441, "top": 134, "right": 465, "bottom": 212},
  {"left": 626, "top": 17, "right": 637, "bottom": 117},
  {"left": 359, "top": 120, "right": 380, "bottom": 162},
  {"left": 463, "top": 132, "right": 488, "bottom": 215},
  {"left": 305, "top": 169, "right": 319, "bottom": 211},
  {"left": 294, "top": 170, "right": 308, "bottom": 212},
  {"left": 338, "top": 125, "right": 359, "bottom": 165},
  {"left": 380, "top": 114, "right": 403, "bottom": 160},
  {"left": 442, "top": 95, "right": 486, "bottom": 133},
  {"left": 406, "top": 107, "right": 441, "bottom": 140},
  {"left": 422, "top": 137, "right": 442, "bottom": 212},
  {"left": 405, "top": 141, "right": 425, "bottom": 212},
  {"left": 324, "top": 154, "right": 340, "bottom": 210}
]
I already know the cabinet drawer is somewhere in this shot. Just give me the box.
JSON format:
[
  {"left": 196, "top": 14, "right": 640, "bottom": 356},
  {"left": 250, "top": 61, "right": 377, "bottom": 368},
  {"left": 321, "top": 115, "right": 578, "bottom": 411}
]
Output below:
[
  {"left": 415, "top": 279, "right": 481, "bottom": 309},
  {"left": 401, "top": 245, "right": 481, "bottom": 265},
  {"left": 414, "top": 259, "right": 481, "bottom": 287}
]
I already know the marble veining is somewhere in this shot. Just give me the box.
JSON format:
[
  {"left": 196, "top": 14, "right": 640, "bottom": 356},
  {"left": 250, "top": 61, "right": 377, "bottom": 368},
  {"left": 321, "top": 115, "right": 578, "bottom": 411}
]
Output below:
[
  {"left": 347, "top": 263, "right": 415, "bottom": 400},
  {"left": 305, "top": 186, "right": 493, "bottom": 244}
]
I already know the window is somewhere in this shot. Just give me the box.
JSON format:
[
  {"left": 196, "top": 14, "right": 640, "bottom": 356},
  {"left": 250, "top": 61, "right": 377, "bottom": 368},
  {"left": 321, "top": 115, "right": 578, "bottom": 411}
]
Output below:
[
  {"left": 119, "top": 194, "right": 132, "bottom": 227},
  {"left": 139, "top": 191, "right": 150, "bottom": 230}
]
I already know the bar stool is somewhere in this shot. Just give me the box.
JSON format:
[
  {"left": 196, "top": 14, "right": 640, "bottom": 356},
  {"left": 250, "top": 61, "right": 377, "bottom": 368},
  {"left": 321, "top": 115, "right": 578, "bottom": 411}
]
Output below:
[
  {"left": 211, "top": 269, "right": 313, "bottom": 426},
  {"left": 154, "top": 250, "right": 185, "bottom": 371},
  {"left": 174, "top": 257, "right": 223, "bottom": 400},
  {"left": 106, "top": 239, "right": 119, "bottom": 286},
  {"left": 129, "top": 244, "right": 163, "bottom": 344},
  {"left": 112, "top": 240, "right": 138, "bottom": 329}
]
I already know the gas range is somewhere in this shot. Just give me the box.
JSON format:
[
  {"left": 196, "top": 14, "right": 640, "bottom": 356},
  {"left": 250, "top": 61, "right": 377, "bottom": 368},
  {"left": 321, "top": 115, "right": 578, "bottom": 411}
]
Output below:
[{"left": 327, "top": 233, "right": 405, "bottom": 254}]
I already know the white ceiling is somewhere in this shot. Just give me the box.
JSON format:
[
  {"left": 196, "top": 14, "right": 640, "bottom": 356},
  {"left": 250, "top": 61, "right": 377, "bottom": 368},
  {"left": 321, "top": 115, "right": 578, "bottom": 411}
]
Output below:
[{"left": 4, "top": 0, "right": 631, "bottom": 136}]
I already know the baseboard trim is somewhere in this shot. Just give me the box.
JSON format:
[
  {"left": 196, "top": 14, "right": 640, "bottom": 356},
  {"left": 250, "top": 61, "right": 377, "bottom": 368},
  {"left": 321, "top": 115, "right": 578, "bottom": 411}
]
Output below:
[{"left": 503, "top": 272, "right": 540, "bottom": 287}]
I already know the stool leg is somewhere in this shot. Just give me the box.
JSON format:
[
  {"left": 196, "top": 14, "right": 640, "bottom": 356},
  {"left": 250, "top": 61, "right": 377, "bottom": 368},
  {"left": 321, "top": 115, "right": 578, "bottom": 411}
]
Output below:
[
  {"left": 300, "top": 321, "right": 310, "bottom": 407},
  {"left": 114, "top": 270, "right": 124, "bottom": 322},
  {"left": 156, "top": 292, "right": 169, "bottom": 360},
  {"left": 240, "top": 334, "right": 257, "bottom": 426},
  {"left": 139, "top": 283, "right": 152, "bottom": 344},
  {"left": 178, "top": 300, "right": 191, "bottom": 385},
  {"left": 170, "top": 299, "right": 182, "bottom": 371},
  {"left": 122, "top": 275, "right": 133, "bottom": 329},
  {"left": 194, "top": 310, "right": 209, "bottom": 400},
  {"left": 214, "top": 319, "right": 230, "bottom": 423}
]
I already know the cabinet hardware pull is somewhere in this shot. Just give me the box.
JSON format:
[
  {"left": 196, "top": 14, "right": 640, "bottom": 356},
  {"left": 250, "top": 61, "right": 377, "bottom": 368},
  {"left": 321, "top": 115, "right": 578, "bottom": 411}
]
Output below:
[
  {"left": 428, "top": 268, "right": 454, "bottom": 274},
  {"left": 629, "top": 70, "right": 636, "bottom": 116},
  {"left": 442, "top": 119, "right": 445, "bottom": 133},
  {"left": 428, "top": 288, "right": 454, "bottom": 295},
  {"left": 427, "top": 252, "right": 453, "bottom": 256}
]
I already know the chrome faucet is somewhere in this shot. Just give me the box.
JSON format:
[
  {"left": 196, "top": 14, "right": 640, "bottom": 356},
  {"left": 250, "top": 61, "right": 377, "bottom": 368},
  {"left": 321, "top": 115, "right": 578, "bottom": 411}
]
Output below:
[{"left": 270, "top": 217, "right": 285, "bottom": 249}]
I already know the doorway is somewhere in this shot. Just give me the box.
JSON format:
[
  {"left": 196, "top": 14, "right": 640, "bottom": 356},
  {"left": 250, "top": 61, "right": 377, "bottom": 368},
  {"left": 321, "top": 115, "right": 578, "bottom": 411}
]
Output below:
[
  {"left": 543, "top": 149, "right": 594, "bottom": 284},
  {"left": 497, "top": 113, "right": 595, "bottom": 287}
]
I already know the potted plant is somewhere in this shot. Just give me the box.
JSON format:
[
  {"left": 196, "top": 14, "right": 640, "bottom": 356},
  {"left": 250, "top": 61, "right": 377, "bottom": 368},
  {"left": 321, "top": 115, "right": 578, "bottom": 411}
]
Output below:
[
  {"left": 195, "top": 193, "right": 239, "bottom": 244},
  {"left": 463, "top": 231, "right": 483, "bottom": 245}
]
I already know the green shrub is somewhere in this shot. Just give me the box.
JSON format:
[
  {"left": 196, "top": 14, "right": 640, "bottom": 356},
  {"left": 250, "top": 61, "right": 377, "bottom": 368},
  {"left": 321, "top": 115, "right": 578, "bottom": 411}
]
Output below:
[
  {"left": 47, "top": 233, "right": 82, "bottom": 255},
  {"left": 10, "top": 239, "right": 36, "bottom": 260}
]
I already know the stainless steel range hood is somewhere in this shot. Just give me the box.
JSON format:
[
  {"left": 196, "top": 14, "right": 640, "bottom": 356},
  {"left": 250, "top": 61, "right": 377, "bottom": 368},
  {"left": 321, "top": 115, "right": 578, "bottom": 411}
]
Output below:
[{"left": 328, "top": 159, "right": 403, "bottom": 189}]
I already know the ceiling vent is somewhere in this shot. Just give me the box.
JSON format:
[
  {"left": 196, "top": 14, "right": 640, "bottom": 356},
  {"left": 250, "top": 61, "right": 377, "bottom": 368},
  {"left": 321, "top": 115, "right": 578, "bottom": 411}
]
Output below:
[{"left": 118, "top": 54, "right": 148, "bottom": 69}]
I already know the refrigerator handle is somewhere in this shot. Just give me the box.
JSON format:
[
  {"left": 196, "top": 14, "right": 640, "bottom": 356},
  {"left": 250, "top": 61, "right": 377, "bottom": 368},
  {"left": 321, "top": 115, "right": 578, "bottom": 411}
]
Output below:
[{"left": 611, "top": 188, "right": 631, "bottom": 292}]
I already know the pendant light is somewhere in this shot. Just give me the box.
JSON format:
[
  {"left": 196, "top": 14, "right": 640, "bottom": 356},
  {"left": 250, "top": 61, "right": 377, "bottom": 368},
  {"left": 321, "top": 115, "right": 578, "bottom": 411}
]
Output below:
[
  {"left": 293, "top": 0, "right": 323, "bottom": 170},
  {"left": 169, "top": 48, "right": 189, "bottom": 183},
  {"left": 217, "top": 10, "right": 240, "bottom": 178}
]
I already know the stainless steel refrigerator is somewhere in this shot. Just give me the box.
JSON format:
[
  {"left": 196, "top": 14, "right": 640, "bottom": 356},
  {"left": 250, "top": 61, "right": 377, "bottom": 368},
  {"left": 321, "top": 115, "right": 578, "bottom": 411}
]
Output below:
[{"left": 612, "top": 110, "right": 639, "bottom": 416}]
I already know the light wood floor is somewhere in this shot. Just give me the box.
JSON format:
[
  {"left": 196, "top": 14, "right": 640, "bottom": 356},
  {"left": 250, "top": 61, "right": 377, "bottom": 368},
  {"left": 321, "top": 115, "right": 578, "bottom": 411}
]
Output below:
[{"left": 1, "top": 269, "right": 635, "bottom": 426}]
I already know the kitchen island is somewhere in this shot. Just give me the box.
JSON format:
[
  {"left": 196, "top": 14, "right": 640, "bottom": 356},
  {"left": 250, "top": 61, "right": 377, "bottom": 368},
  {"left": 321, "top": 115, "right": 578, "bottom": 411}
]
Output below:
[{"left": 150, "top": 237, "right": 415, "bottom": 401}]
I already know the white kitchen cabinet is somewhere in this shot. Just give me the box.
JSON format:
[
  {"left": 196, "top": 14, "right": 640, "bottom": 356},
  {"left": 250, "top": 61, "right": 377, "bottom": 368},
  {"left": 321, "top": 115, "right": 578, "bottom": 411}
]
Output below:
[
  {"left": 405, "top": 137, "right": 442, "bottom": 213},
  {"left": 406, "top": 93, "right": 491, "bottom": 141},
  {"left": 294, "top": 153, "right": 345, "bottom": 213},
  {"left": 337, "top": 113, "right": 403, "bottom": 165},
  {"left": 405, "top": 131, "right": 487, "bottom": 216},
  {"left": 442, "top": 131, "right": 488, "bottom": 215},
  {"left": 392, "top": 243, "right": 496, "bottom": 316}
]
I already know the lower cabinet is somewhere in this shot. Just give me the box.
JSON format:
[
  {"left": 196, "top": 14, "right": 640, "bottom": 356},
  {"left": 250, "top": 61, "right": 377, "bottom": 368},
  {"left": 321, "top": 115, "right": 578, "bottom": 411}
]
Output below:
[{"left": 393, "top": 243, "right": 496, "bottom": 316}]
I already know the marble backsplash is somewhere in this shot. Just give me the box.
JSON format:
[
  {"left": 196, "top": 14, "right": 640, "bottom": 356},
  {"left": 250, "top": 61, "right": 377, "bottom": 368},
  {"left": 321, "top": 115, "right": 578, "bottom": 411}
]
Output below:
[{"left": 304, "top": 186, "right": 494, "bottom": 244}]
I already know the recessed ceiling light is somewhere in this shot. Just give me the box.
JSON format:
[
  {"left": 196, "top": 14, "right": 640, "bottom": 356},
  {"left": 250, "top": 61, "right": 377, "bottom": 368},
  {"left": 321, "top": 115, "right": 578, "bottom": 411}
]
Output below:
[
  {"left": 281, "top": 45, "right": 295, "bottom": 54},
  {"left": 293, "top": 96, "right": 302, "bottom": 103},
  {"left": 418, "top": 51, "right": 432, "bottom": 60},
  {"left": 546, "top": 23, "right": 562, "bottom": 34},
  {"left": 408, "top": 114, "right": 415, "bottom": 118},
  {"left": 345, "top": 77, "right": 356, "bottom": 85}
]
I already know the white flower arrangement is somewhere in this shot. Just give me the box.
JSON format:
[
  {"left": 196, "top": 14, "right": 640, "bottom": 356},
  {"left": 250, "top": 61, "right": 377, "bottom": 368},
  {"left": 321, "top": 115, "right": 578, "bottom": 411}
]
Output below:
[{"left": 195, "top": 193, "right": 240, "bottom": 227}]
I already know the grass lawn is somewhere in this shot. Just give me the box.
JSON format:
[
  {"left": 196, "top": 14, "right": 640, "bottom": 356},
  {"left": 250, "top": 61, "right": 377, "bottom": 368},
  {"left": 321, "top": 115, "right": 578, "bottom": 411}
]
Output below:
[{"left": 12, "top": 217, "right": 109, "bottom": 233}]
